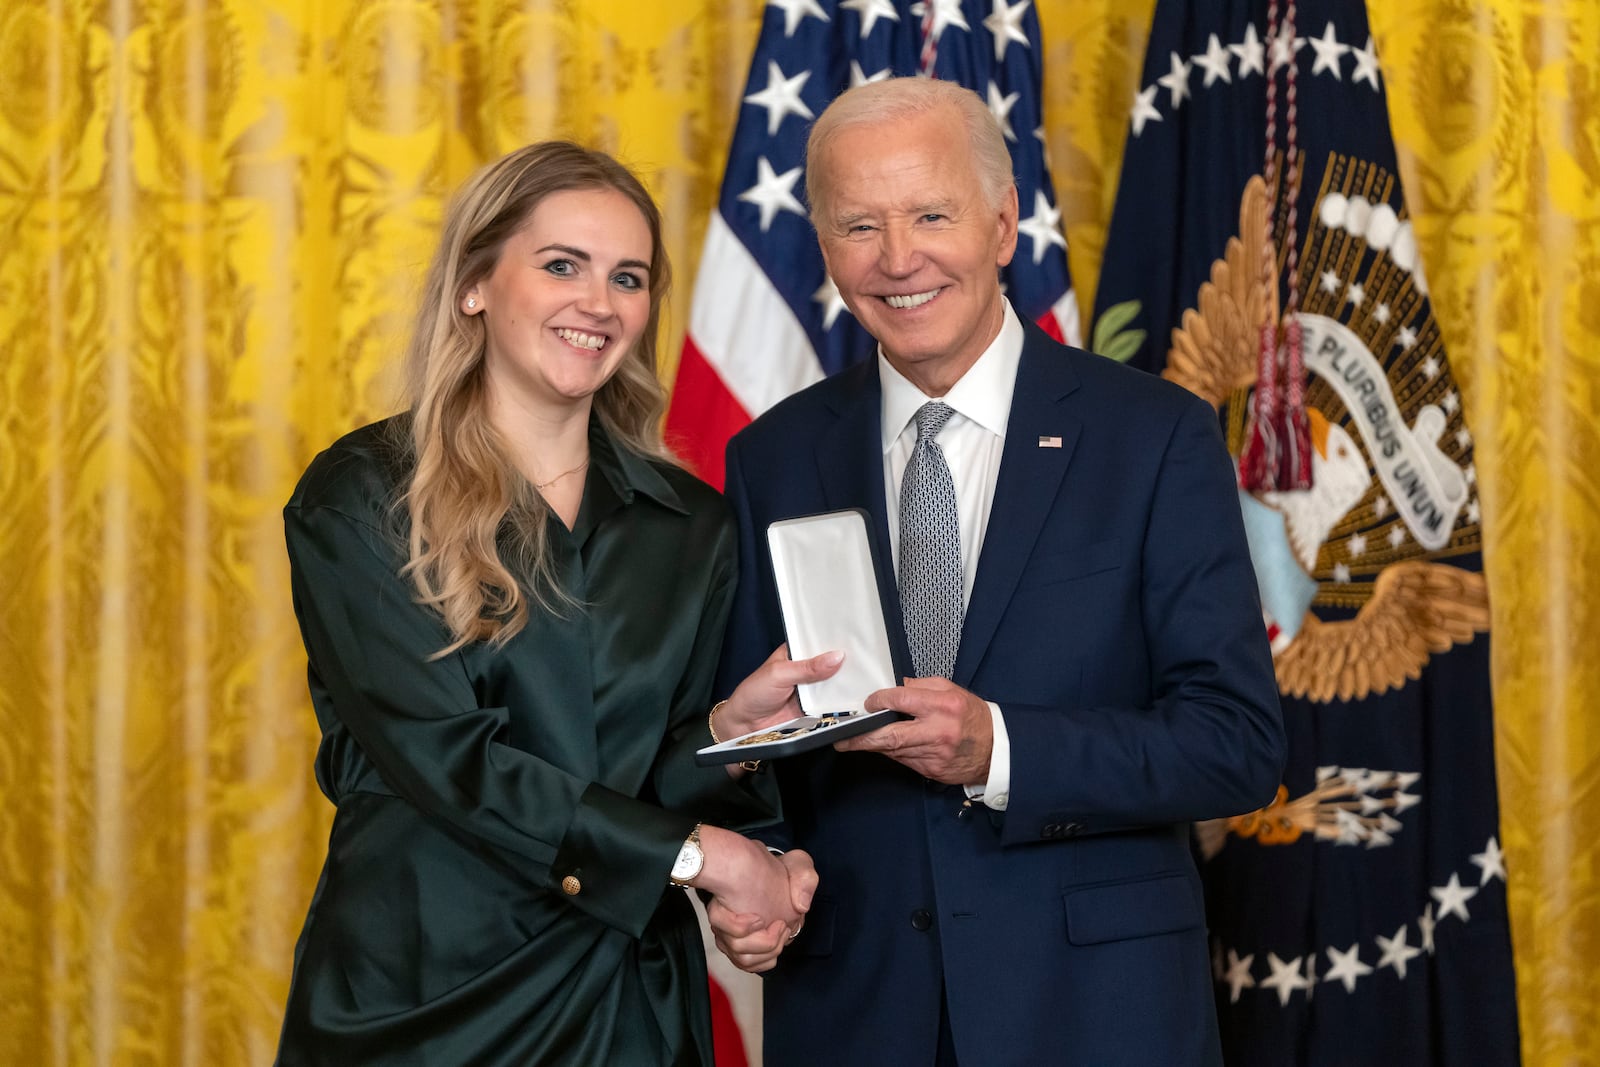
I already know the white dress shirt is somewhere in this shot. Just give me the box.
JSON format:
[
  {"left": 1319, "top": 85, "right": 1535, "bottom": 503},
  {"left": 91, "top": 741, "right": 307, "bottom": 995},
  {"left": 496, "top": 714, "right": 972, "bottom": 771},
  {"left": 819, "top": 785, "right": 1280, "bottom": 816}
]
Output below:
[{"left": 878, "top": 300, "right": 1023, "bottom": 810}]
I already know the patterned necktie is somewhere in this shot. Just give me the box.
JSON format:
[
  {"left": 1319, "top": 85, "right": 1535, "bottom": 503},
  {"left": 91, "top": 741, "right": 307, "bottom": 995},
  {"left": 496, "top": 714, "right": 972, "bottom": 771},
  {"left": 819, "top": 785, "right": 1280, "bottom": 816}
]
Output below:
[{"left": 898, "top": 401, "right": 963, "bottom": 680}]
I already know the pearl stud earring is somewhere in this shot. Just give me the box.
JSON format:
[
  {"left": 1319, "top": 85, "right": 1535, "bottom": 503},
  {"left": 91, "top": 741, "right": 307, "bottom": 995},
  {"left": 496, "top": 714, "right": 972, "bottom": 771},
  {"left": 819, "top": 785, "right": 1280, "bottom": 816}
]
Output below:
[{"left": 466, "top": 297, "right": 477, "bottom": 309}]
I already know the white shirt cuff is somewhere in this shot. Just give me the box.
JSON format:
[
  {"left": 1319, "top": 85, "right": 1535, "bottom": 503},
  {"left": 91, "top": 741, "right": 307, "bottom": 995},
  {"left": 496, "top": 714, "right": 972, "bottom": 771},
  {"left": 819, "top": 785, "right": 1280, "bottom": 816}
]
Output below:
[{"left": 963, "top": 701, "right": 1010, "bottom": 810}]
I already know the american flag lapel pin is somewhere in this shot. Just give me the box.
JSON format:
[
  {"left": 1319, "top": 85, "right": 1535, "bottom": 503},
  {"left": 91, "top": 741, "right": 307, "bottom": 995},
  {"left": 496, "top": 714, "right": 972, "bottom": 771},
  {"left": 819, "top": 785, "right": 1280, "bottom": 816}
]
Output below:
[{"left": 1038, "top": 435, "right": 1063, "bottom": 448}]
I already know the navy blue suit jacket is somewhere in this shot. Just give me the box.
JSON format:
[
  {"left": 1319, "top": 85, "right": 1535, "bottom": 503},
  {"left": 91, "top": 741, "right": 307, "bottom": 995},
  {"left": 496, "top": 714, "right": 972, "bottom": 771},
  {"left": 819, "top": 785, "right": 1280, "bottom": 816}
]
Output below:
[{"left": 717, "top": 320, "right": 1285, "bottom": 1067}]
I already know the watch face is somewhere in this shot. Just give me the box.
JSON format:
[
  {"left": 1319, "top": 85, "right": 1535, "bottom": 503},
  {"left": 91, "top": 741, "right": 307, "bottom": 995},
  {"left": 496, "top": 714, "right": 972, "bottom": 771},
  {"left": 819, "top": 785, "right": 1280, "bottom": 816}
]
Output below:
[{"left": 672, "top": 840, "right": 703, "bottom": 883}]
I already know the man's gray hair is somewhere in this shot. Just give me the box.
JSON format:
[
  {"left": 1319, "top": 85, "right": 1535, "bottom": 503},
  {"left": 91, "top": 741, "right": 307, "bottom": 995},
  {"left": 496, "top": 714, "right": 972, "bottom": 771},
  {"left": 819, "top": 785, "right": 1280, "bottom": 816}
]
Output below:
[{"left": 805, "top": 77, "right": 1015, "bottom": 223}]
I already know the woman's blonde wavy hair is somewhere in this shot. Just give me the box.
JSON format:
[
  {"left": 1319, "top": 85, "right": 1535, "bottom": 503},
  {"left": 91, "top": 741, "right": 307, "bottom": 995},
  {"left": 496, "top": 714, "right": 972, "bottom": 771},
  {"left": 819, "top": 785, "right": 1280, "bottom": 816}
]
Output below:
[{"left": 395, "top": 141, "right": 673, "bottom": 655}]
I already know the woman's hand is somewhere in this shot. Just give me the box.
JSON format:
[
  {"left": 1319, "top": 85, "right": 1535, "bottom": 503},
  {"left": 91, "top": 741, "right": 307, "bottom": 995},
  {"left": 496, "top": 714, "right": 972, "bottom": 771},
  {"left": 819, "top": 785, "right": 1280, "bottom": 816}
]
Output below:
[{"left": 714, "top": 644, "right": 845, "bottom": 739}]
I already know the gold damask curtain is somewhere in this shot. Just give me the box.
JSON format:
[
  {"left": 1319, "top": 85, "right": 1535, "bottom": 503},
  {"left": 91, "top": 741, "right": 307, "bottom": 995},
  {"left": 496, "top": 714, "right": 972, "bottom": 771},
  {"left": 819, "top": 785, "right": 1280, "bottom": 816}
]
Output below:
[{"left": 0, "top": 2, "right": 1593, "bottom": 1064}]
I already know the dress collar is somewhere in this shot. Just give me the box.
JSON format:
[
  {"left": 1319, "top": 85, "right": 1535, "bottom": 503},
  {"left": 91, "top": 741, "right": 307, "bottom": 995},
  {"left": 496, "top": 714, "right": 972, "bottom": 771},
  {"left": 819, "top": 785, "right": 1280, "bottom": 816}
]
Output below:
[{"left": 588, "top": 414, "right": 687, "bottom": 516}]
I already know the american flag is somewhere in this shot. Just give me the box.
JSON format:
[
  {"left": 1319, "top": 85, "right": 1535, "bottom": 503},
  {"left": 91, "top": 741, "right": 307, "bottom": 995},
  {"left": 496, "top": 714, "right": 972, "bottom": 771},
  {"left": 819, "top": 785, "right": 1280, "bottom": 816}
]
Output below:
[{"left": 666, "top": 0, "right": 1078, "bottom": 490}]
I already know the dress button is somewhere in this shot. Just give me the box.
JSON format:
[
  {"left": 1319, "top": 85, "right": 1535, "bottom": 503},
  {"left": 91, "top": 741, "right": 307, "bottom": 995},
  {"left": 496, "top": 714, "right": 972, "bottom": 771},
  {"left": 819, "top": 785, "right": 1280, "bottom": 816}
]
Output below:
[
  {"left": 561, "top": 875, "right": 582, "bottom": 896},
  {"left": 910, "top": 909, "right": 933, "bottom": 931}
]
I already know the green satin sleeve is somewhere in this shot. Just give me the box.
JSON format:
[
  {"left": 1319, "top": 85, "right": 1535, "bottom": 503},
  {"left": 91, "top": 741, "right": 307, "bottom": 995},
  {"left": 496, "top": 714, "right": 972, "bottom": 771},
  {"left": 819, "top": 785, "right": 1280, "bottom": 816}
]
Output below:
[{"left": 285, "top": 501, "right": 695, "bottom": 939}]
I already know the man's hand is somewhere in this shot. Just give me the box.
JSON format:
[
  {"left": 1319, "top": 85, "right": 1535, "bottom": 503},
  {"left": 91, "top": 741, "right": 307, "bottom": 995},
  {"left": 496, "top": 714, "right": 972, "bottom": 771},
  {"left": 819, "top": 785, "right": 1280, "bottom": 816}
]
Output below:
[
  {"left": 716, "top": 644, "right": 845, "bottom": 738},
  {"left": 706, "top": 850, "right": 819, "bottom": 973},
  {"left": 835, "top": 676, "right": 994, "bottom": 784}
]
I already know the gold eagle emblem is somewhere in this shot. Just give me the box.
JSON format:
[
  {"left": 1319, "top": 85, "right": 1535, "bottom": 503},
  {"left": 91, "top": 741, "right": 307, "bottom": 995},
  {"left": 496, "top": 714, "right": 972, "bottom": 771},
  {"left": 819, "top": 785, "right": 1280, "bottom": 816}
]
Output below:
[{"left": 1161, "top": 175, "right": 1489, "bottom": 705}]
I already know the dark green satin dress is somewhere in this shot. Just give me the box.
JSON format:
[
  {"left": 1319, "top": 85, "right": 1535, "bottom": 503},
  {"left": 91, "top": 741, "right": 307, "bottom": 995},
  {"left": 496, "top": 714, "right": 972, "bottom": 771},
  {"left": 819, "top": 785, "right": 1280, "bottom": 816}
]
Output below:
[{"left": 275, "top": 416, "right": 773, "bottom": 1066}]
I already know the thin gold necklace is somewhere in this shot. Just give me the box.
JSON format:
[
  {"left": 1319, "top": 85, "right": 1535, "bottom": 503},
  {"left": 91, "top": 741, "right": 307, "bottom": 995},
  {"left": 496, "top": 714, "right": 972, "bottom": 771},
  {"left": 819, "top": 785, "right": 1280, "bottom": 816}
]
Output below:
[{"left": 533, "top": 457, "right": 589, "bottom": 491}]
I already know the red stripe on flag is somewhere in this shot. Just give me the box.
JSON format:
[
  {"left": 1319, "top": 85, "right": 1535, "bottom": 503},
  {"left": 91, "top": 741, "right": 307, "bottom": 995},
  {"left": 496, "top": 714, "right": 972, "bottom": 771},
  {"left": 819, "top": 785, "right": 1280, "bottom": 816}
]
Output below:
[
  {"left": 665, "top": 334, "right": 752, "bottom": 491},
  {"left": 708, "top": 974, "right": 751, "bottom": 1067},
  {"left": 1036, "top": 308, "right": 1065, "bottom": 343}
]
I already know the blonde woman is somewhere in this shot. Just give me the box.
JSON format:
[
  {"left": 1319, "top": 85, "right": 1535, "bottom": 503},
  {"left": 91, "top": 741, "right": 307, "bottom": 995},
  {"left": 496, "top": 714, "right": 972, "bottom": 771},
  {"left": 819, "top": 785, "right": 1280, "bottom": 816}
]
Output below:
[{"left": 276, "top": 142, "right": 820, "bottom": 1065}]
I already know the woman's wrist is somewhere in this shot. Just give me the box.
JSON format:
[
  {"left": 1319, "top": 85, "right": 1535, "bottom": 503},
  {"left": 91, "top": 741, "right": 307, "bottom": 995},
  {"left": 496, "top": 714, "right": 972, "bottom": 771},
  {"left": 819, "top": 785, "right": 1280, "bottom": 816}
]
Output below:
[
  {"left": 691, "top": 824, "right": 763, "bottom": 897},
  {"left": 711, "top": 699, "right": 764, "bottom": 775},
  {"left": 708, "top": 700, "right": 732, "bottom": 742}
]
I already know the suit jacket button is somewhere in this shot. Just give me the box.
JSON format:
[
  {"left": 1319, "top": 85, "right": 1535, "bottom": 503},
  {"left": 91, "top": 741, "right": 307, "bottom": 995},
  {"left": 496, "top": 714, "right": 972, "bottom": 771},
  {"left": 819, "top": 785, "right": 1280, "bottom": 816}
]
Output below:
[
  {"left": 1041, "top": 822, "right": 1063, "bottom": 839},
  {"left": 1062, "top": 821, "right": 1085, "bottom": 837},
  {"left": 910, "top": 908, "right": 933, "bottom": 931},
  {"left": 561, "top": 875, "right": 582, "bottom": 895}
]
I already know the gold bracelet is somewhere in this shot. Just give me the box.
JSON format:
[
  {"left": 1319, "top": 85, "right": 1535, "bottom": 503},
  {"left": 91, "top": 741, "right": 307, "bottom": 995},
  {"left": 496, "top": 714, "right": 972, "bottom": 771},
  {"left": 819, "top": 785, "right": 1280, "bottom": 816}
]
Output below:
[
  {"left": 709, "top": 699, "right": 762, "bottom": 773},
  {"left": 708, "top": 700, "right": 730, "bottom": 743}
]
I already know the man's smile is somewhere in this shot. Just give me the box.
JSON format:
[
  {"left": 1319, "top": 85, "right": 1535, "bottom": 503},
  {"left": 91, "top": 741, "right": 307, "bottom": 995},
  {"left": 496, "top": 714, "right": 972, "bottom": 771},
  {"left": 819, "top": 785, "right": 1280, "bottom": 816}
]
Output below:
[{"left": 884, "top": 288, "right": 944, "bottom": 309}]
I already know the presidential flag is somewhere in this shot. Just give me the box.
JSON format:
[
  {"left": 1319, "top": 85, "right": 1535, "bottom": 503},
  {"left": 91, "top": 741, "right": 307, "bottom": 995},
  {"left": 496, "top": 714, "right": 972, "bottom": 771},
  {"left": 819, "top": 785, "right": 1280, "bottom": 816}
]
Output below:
[
  {"left": 666, "top": 0, "right": 1079, "bottom": 489},
  {"left": 1093, "top": 2, "right": 1518, "bottom": 1063}
]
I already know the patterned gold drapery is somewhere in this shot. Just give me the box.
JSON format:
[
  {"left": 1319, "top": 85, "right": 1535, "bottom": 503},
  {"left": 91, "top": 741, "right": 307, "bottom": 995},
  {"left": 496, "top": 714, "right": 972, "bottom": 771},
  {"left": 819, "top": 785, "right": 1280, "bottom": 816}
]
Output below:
[
  {"left": 1366, "top": 4, "right": 1600, "bottom": 1064},
  {"left": 0, "top": 2, "right": 1593, "bottom": 1064}
]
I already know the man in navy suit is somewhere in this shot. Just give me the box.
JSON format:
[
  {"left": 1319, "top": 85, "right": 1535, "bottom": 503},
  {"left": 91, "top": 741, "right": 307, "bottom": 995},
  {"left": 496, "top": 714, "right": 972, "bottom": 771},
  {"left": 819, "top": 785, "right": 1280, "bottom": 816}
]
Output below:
[{"left": 707, "top": 77, "right": 1285, "bottom": 1067}]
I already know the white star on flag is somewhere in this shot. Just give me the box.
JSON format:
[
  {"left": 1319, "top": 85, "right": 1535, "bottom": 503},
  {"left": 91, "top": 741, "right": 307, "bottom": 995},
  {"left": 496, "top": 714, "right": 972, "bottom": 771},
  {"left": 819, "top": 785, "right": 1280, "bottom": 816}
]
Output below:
[
  {"left": 1194, "top": 33, "right": 1233, "bottom": 86},
  {"left": 1470, "top": 837, "right": 1507, "bottom": 885},
  {"left": 1324, "top": 942, "right": 1374, "bottom": 993},
  {"left": 1352, "top": 36, "right": 1382, "bottom": 90},
  {"left": 1308, "top": 21, "right": 1349, "bottom": 78},
  {"left": 1421, "top": 355, "right": 1440, "bottom": 379},
  {"left": 910, "top": 0, "right": 970, "bottom": 41},
  {"left": 1017, "top": 189, "right": 1067, "bottom": 264},
  {"left": 1157, "top": 51, "right": 1193, "bottom": 108},
  {"left": 1347, "top": 282, "right": 1366, "bottom": 306},
  {"left": 1374, "top": 302, "right": 1391, "bottom": 323},
  {"left": 849, "top": 60, "right": 890, "bottom": 88},
  {"left": 1443, "top": 389, "right": 1460, "bottom": 415},
  {"left": 1222, "top": 949, "right": 1256, "bottom": 1003},
  {"left": 987, "top": 80, "right": 1021, "bottom": 140},
  {"left": 1455, "top": 426, "right": 1473, "bottom": 449},
  {"left": 1347, "top": 532, "right": 1368, "bottom": 557},
  {"left": 1269, "top": 23, "right": 1304, "bottom": 73},
  {"left": 1130, "top": 85, "right": 1162, "bottom": 137},
  {"left": 768, "top": 0, "right": 828, "bottom": 38},
  {"left": 1332, "top": 562, "right": 1352, "bottom": 583},
  {"left": 982, "top": 0, "right": 1033, "bottom": 62},
  {"left": 840, "top": 0, "right": 898, "bottom": 39},
  {"left": 1430, "top": 872, "right": 1480, "bottom": 923},
  {"left": 1230, "top": 23, "right": 1266, "bottom": 77},
  {"left": 1388, "top": 525, "right": 1407, "bottom": 549},
  {"left": 744, "top": 61, "right": 815, "bottom": 136},
  {"left": 1419, "top": 903, "right": 1438, "bottom": 953},
  {"left": 1397, "top": 324, "right": 1419, "bottom": 349},
  {"left": 1376, "top": 924, "right": 1422, "bottom": 978},
  {"left": 739, "top": 156, "right": 807, "bottom": 232},
  {"left": 812, "top": 274, "right": 849, "bottom": 330},
  {"left": 1320, "top": 270, "right": 1339, "bottom": 293},
  {"left": 1260, "top": 952, "right": 1311, "bottom": 1006}
]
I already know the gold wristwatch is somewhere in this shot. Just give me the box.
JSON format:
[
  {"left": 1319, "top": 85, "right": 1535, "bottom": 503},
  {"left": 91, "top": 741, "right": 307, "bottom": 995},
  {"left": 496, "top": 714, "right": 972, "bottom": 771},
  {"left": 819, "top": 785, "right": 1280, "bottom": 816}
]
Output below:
[{"left": 669, "top": 823, "right": 704, "bottom": 886}]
